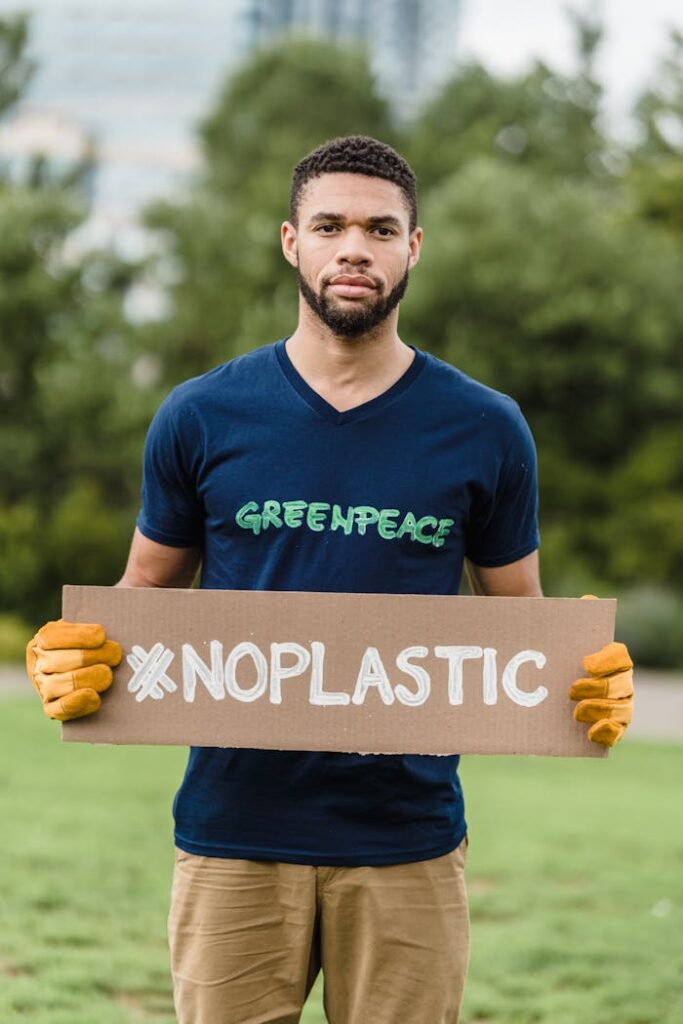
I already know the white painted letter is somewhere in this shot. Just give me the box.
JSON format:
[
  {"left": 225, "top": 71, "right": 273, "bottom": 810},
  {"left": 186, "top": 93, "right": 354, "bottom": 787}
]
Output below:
[
  {"left": 352, "top": 647, "right": 395, "bottom": 706},
  {"left": 182, "top": 641, "right": 224, "bottom": 702},
  {"left": 434, "top": 646, "right": 483, "bottom": 705},
  {"left": 483, "top": 647, "right": 498, "bottom": 706},
  {"left": 502, "top": 650, "right": 548, "bottom": 707},
  {"left": 309, "top": 641, "right": 349, "bottom": 705},
  {"left": 270, "top": 642, "right": 311, "bottom": 705},
  {"left": 394, "top": 646, "right": 431, "bottom": 706},
  {"left": 225, "top": 642, "right": 268, "bottom": 702}
]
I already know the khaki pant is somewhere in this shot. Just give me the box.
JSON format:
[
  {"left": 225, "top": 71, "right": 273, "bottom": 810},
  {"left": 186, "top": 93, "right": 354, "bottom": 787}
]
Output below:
[{"left": 168, "top": 835, "right": 470, "bottom": 1024}]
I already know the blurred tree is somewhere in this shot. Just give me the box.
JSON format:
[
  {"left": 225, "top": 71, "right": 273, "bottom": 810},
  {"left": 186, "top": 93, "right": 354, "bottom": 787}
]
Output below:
[
  {"left": 633, "top": 29, "right": 683, "bottom": 159},
  {"left": 0, "top": 13, "right": 33, "bottom": 116},
  {"left": 607, "top": 427, "right": 683, "bottom": 585},
  {"left": 628, "top": 30, "right": 683, "bottom": 235},
  {"left": 0, "top": 15, "right": 149, "bottom": 625},
  {"left": 200, "top": 37, "right": 394, "bottom": 202},
  {"left": 406, "top": 9, "right": 621, "bottom": 192}
]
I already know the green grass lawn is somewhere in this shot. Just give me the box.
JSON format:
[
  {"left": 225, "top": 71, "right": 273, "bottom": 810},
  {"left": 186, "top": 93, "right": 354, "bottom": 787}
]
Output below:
[{"left": 1, "top": 697, "right": 681, "bottom": 1023}]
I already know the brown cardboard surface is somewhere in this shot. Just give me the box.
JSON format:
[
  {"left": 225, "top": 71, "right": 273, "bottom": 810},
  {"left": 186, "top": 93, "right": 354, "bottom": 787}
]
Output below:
[{"left": 61, "top": 585, "right": 615, "bottom": 757}]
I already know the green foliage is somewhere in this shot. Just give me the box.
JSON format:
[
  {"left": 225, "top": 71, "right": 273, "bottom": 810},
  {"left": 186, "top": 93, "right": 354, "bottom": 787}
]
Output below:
[
  {"left": 0, "top": 17, "right": 153, "bottom": 626},
  {"left": 0, "top": 612, "right": 31, "bottom": 661},
  {"left": 30, "top": 479, "right": 134, "bottom": 625},
  {"left": 0, "top": 188, "right": 151, "bottom": 624},
  {"left": 200, "top": 37, "right": 395, "bottom": 201},
  {"left": 628, "top": 30, "right": 683, "bottom": 237},
  {"left": 0, "top": 13, "right": 33, "bottom": 119},
  {"left": 407, "top": 10, "right": 611, "bottom": 191},
  {"left": 632, "top": 29, "right": 683, "bottom": 160},
  {"left": 627, "top": 155, "right": 683, "bottom": 234},
  {"left": 0, "top": 182, "right": 85, "bottom": 504},
  {"left": 605, "top": 428, "right": 683, "bottom": 586}
]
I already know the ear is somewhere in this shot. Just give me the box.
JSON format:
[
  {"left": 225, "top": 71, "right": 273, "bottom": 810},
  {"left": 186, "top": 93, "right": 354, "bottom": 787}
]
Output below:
[
  {"left": 408, "top": 226, "right": 423, "bottom": 270},
  {"left": 281, "top": 221, "right": 298, "bottom": 268}
]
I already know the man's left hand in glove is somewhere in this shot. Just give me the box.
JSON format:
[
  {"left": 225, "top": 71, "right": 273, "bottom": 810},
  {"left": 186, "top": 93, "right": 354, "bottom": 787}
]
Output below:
[{"left": 569, "top": 640, "right": 634, "bottom": 747}]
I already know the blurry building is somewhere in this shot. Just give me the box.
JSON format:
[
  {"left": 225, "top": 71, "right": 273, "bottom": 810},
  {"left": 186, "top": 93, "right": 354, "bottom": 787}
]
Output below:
[
  {"left": 0, "top": 0, "right": 238, "bottom": 253},
  {"left": 239, "top": 0, "right": 462, "bottom": 119}
]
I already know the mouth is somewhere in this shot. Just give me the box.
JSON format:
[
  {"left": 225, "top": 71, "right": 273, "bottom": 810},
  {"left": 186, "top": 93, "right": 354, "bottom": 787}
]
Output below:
[{"left": 328, "top": 276, "right": 377, "bottom": 298}]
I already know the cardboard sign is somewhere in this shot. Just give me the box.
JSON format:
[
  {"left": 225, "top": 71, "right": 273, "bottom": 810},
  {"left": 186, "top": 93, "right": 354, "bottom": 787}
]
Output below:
[{"left": 61, "top": 585, "right": 615, "bottom": 757}]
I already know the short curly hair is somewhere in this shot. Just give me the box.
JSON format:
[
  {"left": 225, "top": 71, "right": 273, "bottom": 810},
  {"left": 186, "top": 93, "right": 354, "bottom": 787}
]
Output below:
[{"left": 289, "top": 135, "right": 418, "bottom": 232}]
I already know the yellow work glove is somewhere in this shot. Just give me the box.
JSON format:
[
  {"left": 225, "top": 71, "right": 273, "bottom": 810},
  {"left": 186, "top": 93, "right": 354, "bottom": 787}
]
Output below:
[
  {"left": 26, "top": 619, "right": 122, "bottom": 721},
  {"left": 569, "top": 596, "right": 634, "bottom": 746}
]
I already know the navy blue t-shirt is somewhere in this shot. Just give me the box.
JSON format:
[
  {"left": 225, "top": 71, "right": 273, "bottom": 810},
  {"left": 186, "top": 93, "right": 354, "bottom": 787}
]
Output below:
[{"left": 136, "top": 338, "right": 540, "bottom": 865}]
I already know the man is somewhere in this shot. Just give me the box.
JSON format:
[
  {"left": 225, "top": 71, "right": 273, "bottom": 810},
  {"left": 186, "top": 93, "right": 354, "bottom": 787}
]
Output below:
[{"left": 26, "top": 135, "right": 634, "bottom": 1024}]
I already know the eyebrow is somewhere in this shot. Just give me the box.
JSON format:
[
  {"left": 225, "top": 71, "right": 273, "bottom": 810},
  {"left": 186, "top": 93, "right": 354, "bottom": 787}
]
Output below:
[{"left": 308, "top": 212, "right": 403, "bottom": 230}]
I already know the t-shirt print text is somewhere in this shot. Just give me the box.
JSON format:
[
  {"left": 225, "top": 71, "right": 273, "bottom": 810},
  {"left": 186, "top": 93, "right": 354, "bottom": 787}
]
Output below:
[{"left": 235, "top": 499, "right": 456, "bottom": 548}]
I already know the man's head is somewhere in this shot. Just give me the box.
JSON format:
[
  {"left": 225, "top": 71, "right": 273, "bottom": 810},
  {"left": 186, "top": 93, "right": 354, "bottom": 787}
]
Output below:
[{"left": 281, "top": 135, "right": 422, "bottom": 338}]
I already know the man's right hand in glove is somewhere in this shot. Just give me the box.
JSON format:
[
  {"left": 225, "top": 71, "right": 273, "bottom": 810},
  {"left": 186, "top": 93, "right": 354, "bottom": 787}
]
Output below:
[{"left": 26, "top": 620, "right": 122, "bottom": 721}]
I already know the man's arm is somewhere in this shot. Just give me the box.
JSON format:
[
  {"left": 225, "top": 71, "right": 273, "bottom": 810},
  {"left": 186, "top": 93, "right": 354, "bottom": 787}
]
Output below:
[
  {"left": 116, "top": 527, "right": 202, "bottom": 590},
  {"left": 464, "top": 550, "right": 543, "bottom": 598}
]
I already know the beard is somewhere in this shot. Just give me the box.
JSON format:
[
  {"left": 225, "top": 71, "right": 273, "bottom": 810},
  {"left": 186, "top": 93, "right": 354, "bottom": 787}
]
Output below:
[{"left": 296, "top": 262, "right": 410, "bottom": 338}]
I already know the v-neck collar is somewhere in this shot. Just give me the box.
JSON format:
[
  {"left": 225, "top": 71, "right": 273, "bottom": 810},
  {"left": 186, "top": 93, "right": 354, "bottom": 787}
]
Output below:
[{"left": 274, "top": 336, "right": 427, "bottom": 427}]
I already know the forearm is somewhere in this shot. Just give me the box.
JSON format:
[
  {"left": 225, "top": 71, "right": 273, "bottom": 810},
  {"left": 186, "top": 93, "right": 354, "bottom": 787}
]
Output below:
[
  {"left": 464, "top": 550, "right": 543, "bottom": 597},
  {"left": 116, "top": 528, "right": 201, "bottom": 589}
]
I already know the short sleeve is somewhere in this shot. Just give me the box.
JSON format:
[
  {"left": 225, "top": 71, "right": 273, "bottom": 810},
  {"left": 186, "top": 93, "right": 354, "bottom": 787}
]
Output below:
[
  {"left": 136, "top": 391, "right": 204, "bottom": 548},
  {"left": 465, "top": 405, "right": 540, "bottom": 567}
]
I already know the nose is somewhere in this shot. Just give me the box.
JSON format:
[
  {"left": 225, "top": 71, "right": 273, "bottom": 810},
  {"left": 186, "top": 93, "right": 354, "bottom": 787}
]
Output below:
[{"left": 334, "top": 225, "right": 373, "bottom": 267}]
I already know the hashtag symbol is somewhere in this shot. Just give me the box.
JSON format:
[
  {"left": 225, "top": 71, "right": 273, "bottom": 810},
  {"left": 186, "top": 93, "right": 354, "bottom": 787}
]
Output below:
[{"left": 126, "top": 643, "right": 177, "bottom": 702}]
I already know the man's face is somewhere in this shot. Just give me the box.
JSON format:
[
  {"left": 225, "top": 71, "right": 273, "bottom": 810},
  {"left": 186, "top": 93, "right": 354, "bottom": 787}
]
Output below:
[{"left": 281, "top": 173, "right": 422, "bottom": 337}]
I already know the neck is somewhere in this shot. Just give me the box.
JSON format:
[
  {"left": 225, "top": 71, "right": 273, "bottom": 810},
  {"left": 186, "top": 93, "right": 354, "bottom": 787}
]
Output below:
[{"left": 285, "top": 299, "right": 412, "bottom": 391}]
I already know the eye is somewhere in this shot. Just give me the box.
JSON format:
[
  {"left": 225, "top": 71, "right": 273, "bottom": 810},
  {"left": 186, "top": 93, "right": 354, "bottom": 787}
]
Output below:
[
  {"left": 373, "top": 227, "right": 395, "bottom": 237},
  {"left": 315, "top": 224, "right": 339, "bottom": 233}
]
